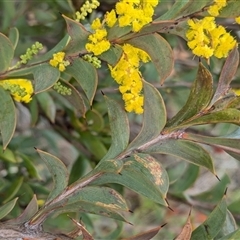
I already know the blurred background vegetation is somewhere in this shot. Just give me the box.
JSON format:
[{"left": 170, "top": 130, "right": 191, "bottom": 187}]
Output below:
[{"left": 0, "top": 0, "right": 240, "bottom": 239}]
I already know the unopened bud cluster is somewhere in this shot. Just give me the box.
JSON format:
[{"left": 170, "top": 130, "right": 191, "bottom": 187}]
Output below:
[
  {"left": 17, "top": 42, "right": 43, "bottom": 66},
  {"left": 75, "top": 0, "right": 100, "bottom": 21},
  {"left": 83, "top": 54, "right": 101, "bottom": 68},
  {"left": 53, "top": 81, "right": 72, "bottom": 95}
]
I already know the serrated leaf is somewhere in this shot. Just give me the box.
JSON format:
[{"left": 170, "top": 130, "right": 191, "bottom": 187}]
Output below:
[
  {"left": 175, "top": 213, "right": 192, "bottom": 240},
  {"left": 36, "top": 149, "right": 69, "bottom": 204},
  {"left": 101, "top": 96, "right": 129, "bottom": 161},
  {"left": 0, "top": 197, "right": 18, "bottom": 220},
  {"left": 3, "top": 177, "right": 23, "bottom": 204},
  {"left": 0, "top": 87, "right": 16, "bottom": 150},
  {"left": 8, "top": 27, "right": 19, "bottom": 50},
  {"left": 65, "top": 59, "right": 97, "bottom": 105},
  {"left": 158, "top": 0, "right": 212, "bottom": 20},
  {"left": 165, "top": 63, "right": 213, "bottom": 131},
  {"left": 191, "top": 195, "right": 227, "bottom": 240},
  {"left": 63, "top": 15, "right": 89, "bottom": 55},
  {"left": 0, "top": 33, "right": 14, "bottom": 73},
  {"left": 123, "top": 225, "right": 165, "bottom": 240},
  {"left": 219, "top": 229, "right": 240, "bottom": 240},
  {"left": 128, "top": 80, "right": 166, "bottom": 149},
  {"left": 146, "top": 139, "right": 215, "bottom": 174},
  {"left": 127, "top": 33, "right": 173, "bottom": 84},
  {"left": 59, "top": 79, "right": 87, "bottom": 117},
  {"left": 6, "top": 195, "right": 38, "bottom": 224},
  {"left": 211, "top": 47, "right": 239, "bottom": 105},
  {"left": 36, "top": 92, "right": 56, "bottom": 123},
  {"left": 170, "top": 164, "right": 199, "bottom": 194},
  {"left": 33, "top": 63, "right": 60, "bottom": 93},
  {"left": 92, "top": 154, "right": 169, "bottom": 206},
  {"left": 191, "top": 174, "right": 230, "bottom": 204}
]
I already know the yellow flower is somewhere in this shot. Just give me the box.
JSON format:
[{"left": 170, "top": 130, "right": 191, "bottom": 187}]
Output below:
[
  {"left": 49, "top": 52, "right": 69, "bottom": 72},
  {"left": 0, "top": 79, "right": 33, "bottom": 103},
  {"left": 186, "top": 17, "right": 237, "bottom": 59},
  {"left": 105, "top": 9, "right": 117, "bottom": 27},
  {"left": 115, "top": 0, "right": 159, "bottom": 32},
  {"left": 86, "top": 19, "right": 111, "bottom": 55},
  {"left": 235, "top": 16, "right": 240, "bottom": 24},
  {"left": 109, "top": 44, "right": 150, "bottom": 114},
  {"left": 208, "top": 0, "right": 227, "bottom": 17}
]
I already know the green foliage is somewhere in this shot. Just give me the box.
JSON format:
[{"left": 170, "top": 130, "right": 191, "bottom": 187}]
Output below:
[{"left": 0, "top": 0, "right": 240, "bottom": 239}]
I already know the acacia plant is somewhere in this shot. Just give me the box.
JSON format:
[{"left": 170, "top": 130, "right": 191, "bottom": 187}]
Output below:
[{"left": 0, "top": 0, "right": 240, "bottom": 239}]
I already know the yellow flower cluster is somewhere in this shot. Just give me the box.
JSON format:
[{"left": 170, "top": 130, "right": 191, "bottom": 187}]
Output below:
[
  {"left": 186, "top": 17, "right": 236, "bottom": 58},
  {"left": 109, "top": 44, "right": 150, "bottom": 114},
  {"left": 85, "top": 19, "right": 111, "bottom": 55},
  {"left": 208, "top": 0, "right": 227, "bottom": 17},
  {"left": 113, "top": 0, "right": 159, "bottom": 32},
  {"left": 0, "top": 79, "right": 33, "bottom": 103},
  {"left": 49, "top": 52, "right": 70, "bottom": 72},
  {"left": 75, "top": 0, "right": 100, "bottom": 21}
]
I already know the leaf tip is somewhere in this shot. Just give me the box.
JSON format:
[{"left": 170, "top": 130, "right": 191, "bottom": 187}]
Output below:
[{"left": 215, "top": 174, "right": 221, "bottom": 181}]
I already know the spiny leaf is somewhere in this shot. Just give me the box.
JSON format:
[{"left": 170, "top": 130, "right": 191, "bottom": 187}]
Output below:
[
  {"left": 128, "top": 80, "right": 166, "bottom": 149},
  {"left": 0, "top": 198, "right": 18, "bottom": 220},
  {"left": 127, "top": 33, "right": 173, "bottom": 84},
  {"left": 146, "top": 139, "right": 215, "bottom": 174},
  {"left": 36, "top": 149, "right": 69, "bottom": 204},
  {"left": 191, "top": 195, "right": 227, "bottom": 240},
  {"left": 0, "top": 87, "right": 16, "bottom": 150},
  {"left": 100, "top": 96, "right": 130, "bottom": 161},
  {"left": 165, "top": 62, "right": 213, "bottom": 131}
]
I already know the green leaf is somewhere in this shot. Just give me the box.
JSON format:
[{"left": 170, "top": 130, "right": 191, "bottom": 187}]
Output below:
[
  {"left": 33, "top": 63, "right": 60, "bottom": 93},
  {"left": 191, "top": 174, "right": 230, "bottom": 204},
  {"left": 191, "top": 195, "right": 227, "bottom": 240},
  {"left": 183, "top": 132, "right": 240, "bottom": 156},
  {"left": 180, "top": 108, "right": 240, "bottom": 128},
  {"left": 211, "top": 47, "right": 239, "bottom": 104},
  {"left": 219, "top": 229, "right": 240, "bottom": 240},
  {"left": 219, "top": 0, "right": 240, "bottom": 17},
  {"left": 127, "top": 33, "right": 173, "bottom": 84},
  {"left": 85, "top": 109, "right": 104, "bottom": 132},
  {"left": 146, "top": 139, "right": 215, "bottom": 174},
  {"left": 36, "top": 91, "right": 56, "bottom": 123},
  {"left": 105, "top": 221, "right": 123, "bottom": 240},
  {"left": 170, "top": 163, "right": 199, "bottom": 194},
  {"left": 44, "top": 186, "right": 130, "bottom": 222},
  {"left": 58, "top": 79, "right": 87, "bottom": 117},
  {"left": 128, "top": 80, "right": 166, "bottom": 149},
  {"left": 158, "top": 0, "right": 212, "bottom": 20},
  {"left": 65, "top": 59, "right": 97, "bottom": 105},
  {"left": 8, "top": 27, "right": 19, "bottom": 50},
  {"left": 165, "top": 63, "right": 213, "bottom": 131},
  {"left": 29, "top": 97, "right": 39, "bottom": 126},
  {"left": 6, "top": 195, "right": 38, "bottom": 224},
  {"left": 99, "top": 45, "right": 123, "bottom": 66},
  {"left": 0, "top": 88, "right": 16, "bottom": 150},
  {"left": 92, "top": 154, "right": 169, "bottom": 206},
  {"left": 0, "top": 33, "right": 14, "bottom": 73},
  {"left": 3, "top": 177, "right": 23, "bottom": 204},
  {"left": 36, "top": 149, "right": 69, "bottom": 204},
  {"left": 216, "top": 210, "right": 237, "bottom": 239},
  {"left": 63, "top": 14, "right": 89, "bottom": 55},
  {"left": 0, "top": 197, "right": 18, "bottom": 220},
  {"left": 0, "top": 146, "right": 17, "bottom": 163},
  {"left": 101, "top": 96, "right": 129, "bottom": 161}
]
